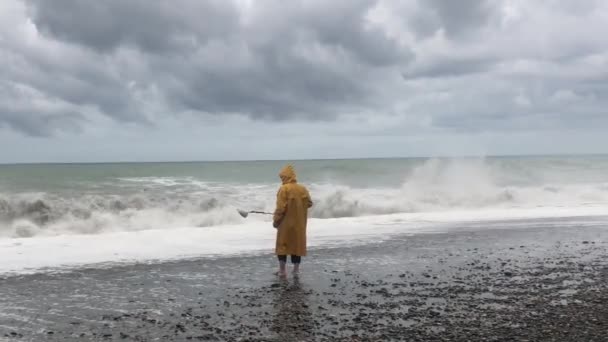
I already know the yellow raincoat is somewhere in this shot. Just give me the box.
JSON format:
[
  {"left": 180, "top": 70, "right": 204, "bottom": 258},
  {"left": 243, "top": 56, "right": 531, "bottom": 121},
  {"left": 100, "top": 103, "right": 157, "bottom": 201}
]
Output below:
[{"left": 273, "top": 165, "right": 313, "bottom": 256}]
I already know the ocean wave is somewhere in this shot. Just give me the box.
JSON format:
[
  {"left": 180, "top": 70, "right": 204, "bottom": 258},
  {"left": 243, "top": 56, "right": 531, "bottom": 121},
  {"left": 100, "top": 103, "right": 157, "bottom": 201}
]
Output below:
[
  {"left": 0, "top": 193, "right": 245, "bottom": 238},
  {"left": 309, "top": 159, "right": 608, "bottom": 217},
  {"left": 2, "top": 158, "right": 608, "bottom": 238}
]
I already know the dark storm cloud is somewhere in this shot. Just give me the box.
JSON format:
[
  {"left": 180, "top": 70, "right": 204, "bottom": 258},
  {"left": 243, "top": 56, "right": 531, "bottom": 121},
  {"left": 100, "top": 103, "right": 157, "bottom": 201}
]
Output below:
[
  {"left": 283, "top": 0, "right": 410, "bottom": 67},
  {"left": 0, "top": 40, "right": 144, "bottom": 126},
  {"left": 1, "top": 0, "right": 607, "bottom": 139},
  {"left": 24, "top": 0, "right": 239, "bottom": 53},
  {"left": 15, "top": 0, "right": 413, "bottom": 128},
  {"left": 156, "top": 0, "right": 413, "bottom": 120}
]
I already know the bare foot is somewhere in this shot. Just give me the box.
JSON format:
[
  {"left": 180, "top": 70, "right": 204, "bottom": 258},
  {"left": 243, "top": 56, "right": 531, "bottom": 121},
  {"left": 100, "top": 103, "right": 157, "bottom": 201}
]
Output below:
[{"left": 278, "top": 261, "right": 286, "bottom": 278}]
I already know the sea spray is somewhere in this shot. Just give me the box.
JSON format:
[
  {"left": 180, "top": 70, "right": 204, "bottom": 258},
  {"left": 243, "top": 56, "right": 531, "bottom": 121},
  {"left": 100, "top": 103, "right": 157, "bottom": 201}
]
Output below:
[{"left": 1, "top": 156, "right": 608, "bottom": 238}]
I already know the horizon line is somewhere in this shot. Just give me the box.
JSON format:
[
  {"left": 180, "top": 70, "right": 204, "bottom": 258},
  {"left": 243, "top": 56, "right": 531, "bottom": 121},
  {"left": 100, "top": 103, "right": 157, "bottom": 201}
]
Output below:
[{"left": 1, "top": 152, "right": 606, "bottom": 166}]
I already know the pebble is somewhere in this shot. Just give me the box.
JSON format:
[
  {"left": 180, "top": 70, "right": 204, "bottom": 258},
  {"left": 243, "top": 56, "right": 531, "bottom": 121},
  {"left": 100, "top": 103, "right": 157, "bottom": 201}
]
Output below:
[{"left": 4, "top": 232, "right": 608, "bottom": 341}]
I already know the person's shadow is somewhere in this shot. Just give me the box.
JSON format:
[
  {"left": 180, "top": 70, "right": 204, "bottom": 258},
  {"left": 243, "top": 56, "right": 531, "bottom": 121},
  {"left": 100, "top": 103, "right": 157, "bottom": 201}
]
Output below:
[{"left": 270, "top": 276, "right": 315, "bottom": 341}]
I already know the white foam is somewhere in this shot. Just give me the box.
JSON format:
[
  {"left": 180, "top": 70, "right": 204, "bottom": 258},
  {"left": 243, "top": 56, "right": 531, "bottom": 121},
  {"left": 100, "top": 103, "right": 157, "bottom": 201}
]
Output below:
[
  {"left": 1, "top": 206, "right": 607, "bottom": 275},
  {"left": 4, "top": 157, "right": 608, "bottom": 238}
]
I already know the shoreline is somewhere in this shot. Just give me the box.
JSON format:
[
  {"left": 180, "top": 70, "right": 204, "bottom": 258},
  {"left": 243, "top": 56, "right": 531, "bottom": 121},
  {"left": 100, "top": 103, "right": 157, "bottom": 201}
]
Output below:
[
  {"left": 1, "top": 222, "right": 607, "bottom": 341},
  {"left": 2, "top": 212, "right": 607, "bottom": 276}
]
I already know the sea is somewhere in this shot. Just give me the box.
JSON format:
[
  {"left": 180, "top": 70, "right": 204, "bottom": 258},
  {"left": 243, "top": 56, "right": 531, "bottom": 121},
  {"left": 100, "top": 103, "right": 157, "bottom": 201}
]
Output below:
[{"left": 1, "top": 155, "right": 608, "bottom": 274}]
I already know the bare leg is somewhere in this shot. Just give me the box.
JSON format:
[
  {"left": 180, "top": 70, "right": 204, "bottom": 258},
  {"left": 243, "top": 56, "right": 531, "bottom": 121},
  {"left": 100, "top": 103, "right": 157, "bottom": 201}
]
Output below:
[
  {"left": 277, "top": 255, "right": 287, "bottom": 277},
  {"left": 278, "top": 261, "right": 287, "bottom": 277},
  {"left": 291, "top": 255, "right": 301, "bottom": 274}
]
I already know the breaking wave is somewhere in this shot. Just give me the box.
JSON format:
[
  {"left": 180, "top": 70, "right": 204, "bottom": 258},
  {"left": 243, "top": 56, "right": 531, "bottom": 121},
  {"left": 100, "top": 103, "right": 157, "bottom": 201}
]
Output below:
[
  {"left": 0, "top": 193, "right": 243, "bottom": 238},
  {"left": 2, "top": 158, "right": 608, "bottom": 238},
  {"left": 309, "top": 158, "right": 608, "bottom": 218}
]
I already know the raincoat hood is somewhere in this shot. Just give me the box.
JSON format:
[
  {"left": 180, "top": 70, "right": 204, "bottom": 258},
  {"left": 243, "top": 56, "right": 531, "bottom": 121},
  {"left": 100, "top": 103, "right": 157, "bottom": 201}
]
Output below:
[{"left": 279, "top": 164, "right": 297, "bottom": 184}]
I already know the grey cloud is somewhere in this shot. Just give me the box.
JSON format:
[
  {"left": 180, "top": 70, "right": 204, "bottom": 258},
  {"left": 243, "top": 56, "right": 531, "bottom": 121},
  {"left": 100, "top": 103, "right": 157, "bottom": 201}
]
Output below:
[
  {"left": 286, "top": 0, "right": 411, "bottom": 66},
  {"left": 0, "top": 81, "right": 85, "bottom": 137},
  {"left": 426, "top": 75, "right": 608, "bottom": 133},
  {"left": 162, "top": 36, "right": 397, "bottom": 121},
  {"left": 2, "top": 41, "right": 144, "bottom": 126},
  {"left": 25, "top": 0, "right": 239, "bottom": 53},
  {"left": 0, "top": 111, "right": 83, "bottom": 137},
  {"left": 407, "top": 0, "right": 494, "bottom": 39},
  {"left": 426, "top": 0, "right": 493, "bottom": 38},
  {"left": 17, "top": 0, "right": 413, "bottom": 126},
  {"left": 1, "top": 0, "right": 607, "bottom": 142},
  {"left": 401, "top": 56, "right": 496, "bottom": 79}
]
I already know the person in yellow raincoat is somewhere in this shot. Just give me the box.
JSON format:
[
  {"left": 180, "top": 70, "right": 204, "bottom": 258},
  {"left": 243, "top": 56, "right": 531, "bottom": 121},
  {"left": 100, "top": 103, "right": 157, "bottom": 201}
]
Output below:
[{"left": 273, "top": 164, "right": 313, "bottom": 276}]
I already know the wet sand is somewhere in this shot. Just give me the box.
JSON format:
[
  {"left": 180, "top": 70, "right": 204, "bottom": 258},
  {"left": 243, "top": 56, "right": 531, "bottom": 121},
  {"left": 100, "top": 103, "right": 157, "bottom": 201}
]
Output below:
[{"left": 1, "top": 217, "right": 608, "bottom": 341}]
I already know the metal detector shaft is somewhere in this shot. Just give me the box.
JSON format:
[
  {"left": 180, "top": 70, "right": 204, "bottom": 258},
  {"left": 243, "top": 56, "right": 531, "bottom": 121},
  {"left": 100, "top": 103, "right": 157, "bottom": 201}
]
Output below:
[{"left": 237, "top": 209, "right": 273, "bottom": 218}]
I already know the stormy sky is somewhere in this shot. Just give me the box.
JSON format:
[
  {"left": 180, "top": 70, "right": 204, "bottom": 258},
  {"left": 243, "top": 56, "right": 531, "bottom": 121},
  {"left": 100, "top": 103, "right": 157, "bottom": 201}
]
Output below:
[{"left": 1, "top": 0, "right": 607, "bottom": 163}]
